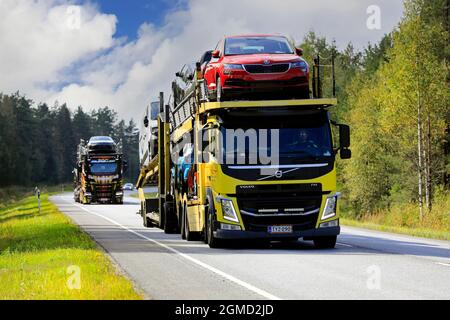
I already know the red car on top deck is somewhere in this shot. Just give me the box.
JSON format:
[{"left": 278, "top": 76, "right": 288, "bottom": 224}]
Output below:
[{"left": 203, "top": 34, "right": 310, "bottom": 101}]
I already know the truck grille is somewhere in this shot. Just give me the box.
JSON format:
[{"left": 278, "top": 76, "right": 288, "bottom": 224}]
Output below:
[
  {"left": 244, "top": 63, "right": 290, "bottom": 74},
  {"left": 94, "top": 185, "right": 113, "bottom": 199},
  {"left": 236, "top": 184, "right": 323, "bottom": 232}
]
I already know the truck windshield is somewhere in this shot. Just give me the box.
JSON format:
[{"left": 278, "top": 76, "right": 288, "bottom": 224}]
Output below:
[
  {"left": 89, "top": 162, "right": 118, "bottom": 174},
  {"left": 224, "top": 36, "right": 293, "bottom": 55},
  {"left": 218, "top": 112, "right": 333, "bottom": 165}
]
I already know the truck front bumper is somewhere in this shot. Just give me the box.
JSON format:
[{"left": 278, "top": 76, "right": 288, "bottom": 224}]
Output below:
[{"left": 214, "top": 226, "right": 340, "bottom": 240}]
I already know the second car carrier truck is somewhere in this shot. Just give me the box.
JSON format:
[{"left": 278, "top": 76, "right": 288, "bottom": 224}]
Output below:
[
  {"left": 136, "top": 57, "right": 351, "bottom": 249},
  {"left": 74, "top": 136, "right": 126, "bottom": 204}
]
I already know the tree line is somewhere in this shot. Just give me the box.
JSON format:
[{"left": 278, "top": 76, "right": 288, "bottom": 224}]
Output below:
[
  {"left": 298, "top": 0, "right": 449, "bottom": 218},
  {"left": 0, "top": 95, "right": 139, "bottom": 187}
]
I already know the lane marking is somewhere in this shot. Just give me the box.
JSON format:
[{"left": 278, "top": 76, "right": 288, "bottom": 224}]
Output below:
[
  {"left": 59, "top": 197, "right": 281, "bottom": 300},
  {"left": 337, "top": 242, "right": 353, "bottom": 248},
  {"left": 435, "top": 262, "right": 450, "bottom": 267}
]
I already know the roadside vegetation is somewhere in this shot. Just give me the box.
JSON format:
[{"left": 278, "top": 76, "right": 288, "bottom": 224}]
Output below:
[
  {"left": 0, "top": 192, "right": 142, "bottom": 299},
  {"left": 299, "top": 0, "right": 449, "bottom": 236},
  {"left": 0, "top": 185, "right": 71, "bottom": 209},
  {"left": 341, "top": 190, "right": 450, "bottom": 240}
]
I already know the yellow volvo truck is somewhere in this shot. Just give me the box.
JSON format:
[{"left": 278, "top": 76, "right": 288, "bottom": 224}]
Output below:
[{"left": 136, "top": 62, "right": 351, "bottom": 249}]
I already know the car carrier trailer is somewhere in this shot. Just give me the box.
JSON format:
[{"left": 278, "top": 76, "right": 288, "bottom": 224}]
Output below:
[
  {"left": 136, "top": 57, "right": 351, "bottom": 248},
  {"left": 73, "top": 136, "right": 125, "bottom": 204}
]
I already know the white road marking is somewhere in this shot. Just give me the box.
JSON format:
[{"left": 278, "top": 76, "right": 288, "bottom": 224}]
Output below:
[
  {"left": 435, "top": 262, "right": 450, "bottom": 267},
  {"left": 60, "top": 197, "right": 281, "bottom": 300},
  {"left": 337, "top": 242, "right": 353, "bottom": 248}
]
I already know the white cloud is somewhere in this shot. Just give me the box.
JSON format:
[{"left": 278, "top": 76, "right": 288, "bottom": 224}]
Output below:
[
  {"left": 0, "top": 0, "right": 116, "bottom": 95},
  {"left": 0, "top": 0, "right": 404, "bottom": 120}
]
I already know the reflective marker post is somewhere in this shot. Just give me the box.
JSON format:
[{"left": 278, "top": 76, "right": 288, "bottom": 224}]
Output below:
[{"left": 35, "top": 187, "right": 41, "bottom": 214}]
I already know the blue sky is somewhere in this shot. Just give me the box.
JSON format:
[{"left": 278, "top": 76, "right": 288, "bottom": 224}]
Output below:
[{"left": 94, "top": 0, "right": 186, "bottom": 40}]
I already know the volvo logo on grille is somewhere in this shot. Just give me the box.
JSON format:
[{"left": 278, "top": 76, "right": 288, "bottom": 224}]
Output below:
[
  {"left": 263, "top": 59, "right": 271, "bottom": 65},
  {"left": 274, "top": 170, "right": 283, "bottom": 178}
]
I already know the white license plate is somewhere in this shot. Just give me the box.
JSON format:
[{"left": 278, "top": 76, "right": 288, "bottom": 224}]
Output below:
[{"left": 268, "top": 225, "right": 293, "bottom": 234}]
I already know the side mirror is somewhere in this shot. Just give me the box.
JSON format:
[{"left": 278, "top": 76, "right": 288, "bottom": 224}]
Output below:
[
  {"left": 143, "top": 115, "right": 149, "bottom": 128},
  {"left": 339, "top": 124, "right": 350, "bottom": 149},
  {"left": 175, "top": 71, "right": 182, "bottom": 78},
  {"left": 187, "top": 74, "right": 194, "bottom": 81},
  {"left": 211, "top": 50, "right": 220, "bottom": 58},
  {"left": 340, "top": 148, "right": 352, "bottom": 159},
  {"left": 295, "top": 47, "right": 303, "bottom": 56}
]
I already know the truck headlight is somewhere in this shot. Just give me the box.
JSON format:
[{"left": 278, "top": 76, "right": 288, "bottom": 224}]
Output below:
[
  {"left": 321, "top": 193, "right": 341, "bottom": 220},
  {"left": 115, "top": 191, "right": 123, "bottom": 196},
  {"left": 220, "top": 198, "right": 239, "bottom": 222}
]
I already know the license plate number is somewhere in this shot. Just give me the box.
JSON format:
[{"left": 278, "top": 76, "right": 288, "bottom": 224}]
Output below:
[{"left": 268, "top": 225, "right": 293, "bottom": 234}]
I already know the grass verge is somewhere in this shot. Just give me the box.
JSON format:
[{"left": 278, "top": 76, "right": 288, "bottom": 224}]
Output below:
[
  {"left": 0, "top": 193, "right": 143, "bottom": 299},
  {"left": 340, "top": 218, "right": 450, "bottom": 241},
  {"left": 341, "top": 192, "right": 450, "bottom": 241}
]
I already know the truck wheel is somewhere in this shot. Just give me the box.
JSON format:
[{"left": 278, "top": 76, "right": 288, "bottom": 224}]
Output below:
[
  {"left": 181, "top": 203, "right": 186, "bottom": 239},
  {"left": 182, "top": 203, "right": 196, "bottom": 241},
  {"left": 207, "top": 211, "right": 222, "bottom": 248},
  {"left": 313, "top": 236, "right": 337, "bottom": 249},
  {"left": 163, "top": 202, "right": 177, "bottom": 234},
  {"left": 203, "top": 204, "right": 209, "bottom": 244},
  {"left": 142, "top": 202, "right": 153, "bottom": 228},
  {"left": 216, "top": 77, "right": 223, "bottom": 102}
]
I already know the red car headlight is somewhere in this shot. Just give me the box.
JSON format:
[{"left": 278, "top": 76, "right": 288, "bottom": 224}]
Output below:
[
  {"left": 291, "top": 60, "right": 309, "bottom": 72},
  {"left": 223, "top": 64, "right": 243, "bottom": 74}
]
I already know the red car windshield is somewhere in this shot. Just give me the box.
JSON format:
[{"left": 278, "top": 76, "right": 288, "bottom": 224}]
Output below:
[{"left": 224, "top": 36, "right": 293, "bottom": 55}]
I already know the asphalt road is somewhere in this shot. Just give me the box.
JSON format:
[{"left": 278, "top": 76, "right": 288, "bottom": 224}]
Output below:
[{"left": 50, "top": 192, "right": 450, "bottom": 300}]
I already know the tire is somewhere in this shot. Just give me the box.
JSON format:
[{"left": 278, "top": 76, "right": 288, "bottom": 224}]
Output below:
[
  {"left": 203, "top": 204, "right": 209, "bottom": 244},
  {"left": 183, "top": 203, "right": 197, "bottom": 241},
  {"left": 203, "top": 79, "right": 210, "bottom": 102},
  {"left": 299, "top": 87, "right": 310, "bottom": 99},
  {"left": 163, "top": 202, "right": 177, "bottom": 234},
  {"left": 216, "top": 76, "right": 222, "bottom": 102},
  {"left": 207, "top": 208, "right": 222, "bottom": 248},
  {"left": 142, "top": 202, "right": 152, "bottom": 228},
  {"left": 313, "top": 236, "right": 337, "bottom": 249},
  {"left": 181, "top": 203, "right": 186, "bottom": 239}
]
